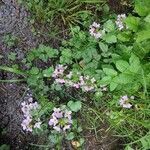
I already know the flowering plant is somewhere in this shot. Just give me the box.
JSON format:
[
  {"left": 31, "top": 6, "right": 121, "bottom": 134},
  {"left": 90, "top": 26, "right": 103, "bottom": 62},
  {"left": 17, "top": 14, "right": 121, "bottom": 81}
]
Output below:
[
  {"left": 49, "top": 107, "right": 73, "bottom": 132},
  {"left": 21, "top": 98, "right": 42, "bottom": 132}
]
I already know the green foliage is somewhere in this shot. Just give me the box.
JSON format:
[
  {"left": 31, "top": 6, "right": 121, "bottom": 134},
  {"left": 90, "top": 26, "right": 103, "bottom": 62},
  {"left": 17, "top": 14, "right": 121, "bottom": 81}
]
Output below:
[
  {"left": 0, "top": 144, "right": 10, "bottom": 150},
  {"left": 67, "top": 101, "right": 82, "bottom": 112},
  {"left": 125, "top": 16, "right": 140, "bottom": 32},
  {"left": 140, "top": 134, "right": 150, "bottom": 150},
  {"left": 21, "top": 0, "right": 105, "bottom": 26},
  {"left": 135, "top": 0, "right": 150, "bottom": 16},
  {"left": 0, "top": 0, "right": 150, "bottom": 149}
]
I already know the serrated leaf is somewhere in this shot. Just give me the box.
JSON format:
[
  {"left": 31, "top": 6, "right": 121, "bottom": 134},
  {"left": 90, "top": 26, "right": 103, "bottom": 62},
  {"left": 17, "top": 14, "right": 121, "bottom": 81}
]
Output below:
[
  {"left": 129, "top": 54, "right": 141, "bottom": 73},
  {"left": 42, "top": 67, "right": 54, "bottom": 77},
  {"left": 100, "top": 76, "right": 112, "bottom": 85},
  {"left": 103, "top": 20, "right": 115, "bottom": 32},
  {"left": 104, "top": 34, "right": 117, "bottom": 43},
  {"left": 125, "top": 16, "right": 140, "bottom": 32},
  {"left": 30, "top": 67, "right": 39, "bottom": 75},
  {"left": 99, "top": 42, "right": 108, "bottom": 52},
  {"left": 116, "top": 60, "right": 129, "bottom": 72},
  {"left": 136, "top": 29, "right": 150, "bottom": 42},
  {"left": 110, "top": 82, "right": 118, "bottom": 91},
  {"left": 135, "top": 0, "right": 150, "bottom": 16},
  {"left": 103, "top": 68, "right": 117, "bottom": 76},
  {"left": 115, "top": 74, "right": 134, "bottom": 84}
]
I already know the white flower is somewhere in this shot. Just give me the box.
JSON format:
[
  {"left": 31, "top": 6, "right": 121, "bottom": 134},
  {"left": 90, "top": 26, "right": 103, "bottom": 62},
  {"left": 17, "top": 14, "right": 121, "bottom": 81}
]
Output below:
[
  {"left": 115, "top": 14, "right": 126, "bottom": 30},
  {"left": 91, "top": 78, "right": 96, "bottom": 83},
  {"left": 28, "top": 97, "right": 33, "bottom": 102},
  {"left": 53, "top": 126, "right": 61, "bottom": 132},
  {"left": 89, "top": 22, "right": 102, "bottom": 39},
  {"left": 119, "top": 95, "right": 132, "bottom": 109},
  {"left": 49, "top": 116, "right": 58, "bottom": 126},
  {"left": 49, "top": 108, "right": 73, "bottom": 132},
  {"left": 34, "top": 121, "right": 42, "bottom": 129},
  {"left": 122, "top": 103, "right": 132, "bottom": 109},
  {"left": 66, "top": 72, "right": 72, "bottom": 79},
  {"left": 21, "top": 99, "right": 41, "bottom": 132},
  {"left": 63, "top": 125, "right": 71, "bottom": 131},
  {"left": 90, "top": 22, "right": 100, "bottom": 28}
]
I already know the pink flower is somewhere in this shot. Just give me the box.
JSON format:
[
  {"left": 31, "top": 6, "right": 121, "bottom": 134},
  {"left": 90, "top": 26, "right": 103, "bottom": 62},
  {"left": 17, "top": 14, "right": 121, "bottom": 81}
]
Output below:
[
  {"left": 49, "top": 107, "right": 73, "bottom": 132},
  {"left": 55, "top": 78, "right": 65, "bottom": 84},
  {"left": 49, "top": 117, "right": 58, "bottom": 126},
  {"left": 115, "top": 14, "right": 126, "bottom": 30},
  {"left": 119, "top": 95, "right": 132, "bottom": 109},
  {"left": 73, "top": 83, "right": 80, "bottom": 89},
  {"left": 21, "top": 99, "right": 41, "bottom": 132},
  {"left": 89, "top": 22, "right": 103, "bottom": 39}
]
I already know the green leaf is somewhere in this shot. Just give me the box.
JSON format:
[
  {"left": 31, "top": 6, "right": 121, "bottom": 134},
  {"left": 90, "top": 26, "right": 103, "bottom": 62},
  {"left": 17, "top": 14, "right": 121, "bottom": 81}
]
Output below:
[
  {"left": 110, "top": 82, "right": 118, "bottom": 91},
  {"left": 0, "top": 66, "right": 25, "bottom": 76},
  {"left": 0, "top": 144, "right": 10, "bottom": 150},
  {"left": 30, "top": 67, "right": 39, "bottom": 75},
  {"left": 42, "top": 67, "right": 54, "bottom": 77},
  {"left": 115, "top": 74, "right": 134, "bottom": 84},
  {"left": 117, "top": 31, "right": 131, "bottom": 42},
  {"left": 116, "top": 60, "right": 129, "bottom": 72},
  {"left": 104, "top": 34, "right": 117, "bottom": 43},
  {"left": 67, "top": 101, "right": 81, "bottom": 112},
  {"left": 66, "top": 132, "right": 75, "bottom": 140},
  {"left": 60, "top": 48, "right": 72, "bottom": 64},
  {"left": 144, "top": 14, "right": 150, "bottom": 23},
  {"left": 140, "top": 135, "right": 150, "bottom": 149},
  {"left": 125, "top": 145, "right": 134, "bottom": 150},
  {"left": 135, "top": 0, "right": 150, "bottom": 16},
  {"left": 103, "top": 68, "right": 117, "bottom": 76},
  {"left": 136, "top": 28, "right": 150, "bottom": 42},
  {"left": 103, "top": 20, "right": 115, "bottom": 32},
  {"left": 99, "top": 42, "right": 108, "bottom": 52},
  {"left": 79, "top": 138, "right": 85, "bottom": 145},
  {"left": 100, "top": 76, "right": 112, "bottom": 85},
  {"left": 129, "top": 54, "right": 141, "bottom": 73},
  {"left": 46, "top": 48, "right": 58, "bottom": 58},
  {"left": 125, "top": 16, "right": 140, "bottom": 32}
]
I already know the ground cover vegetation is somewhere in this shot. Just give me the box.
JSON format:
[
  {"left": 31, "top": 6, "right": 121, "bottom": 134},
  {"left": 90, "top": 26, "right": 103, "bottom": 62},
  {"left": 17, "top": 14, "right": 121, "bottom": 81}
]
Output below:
[{"left": 0, "top": 0, "right": 150, "bottom": 149}]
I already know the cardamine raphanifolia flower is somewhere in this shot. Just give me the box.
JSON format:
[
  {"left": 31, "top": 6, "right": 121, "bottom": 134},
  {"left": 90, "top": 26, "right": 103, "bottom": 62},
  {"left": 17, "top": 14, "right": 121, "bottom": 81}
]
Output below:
[
  {"left": 89, "top": 22, "right": 104, "bottom": 39},
  {"left": 52, "top": 64, "right": 67, "bottom": 78},
  {"left": 52, "top": 65, "right": 97, "bottom": 92},
  {"left": 119, "top": 95, "right": 134, "bottom": 109},
  {"left": 115, "top": 14, "right": 126, "bottom": 30},
  {"left": 21, "top": 98, "right": 42, "bottom": 132},
  {"left": 48, "top": 107, "right": 73, "bottom": 132}
]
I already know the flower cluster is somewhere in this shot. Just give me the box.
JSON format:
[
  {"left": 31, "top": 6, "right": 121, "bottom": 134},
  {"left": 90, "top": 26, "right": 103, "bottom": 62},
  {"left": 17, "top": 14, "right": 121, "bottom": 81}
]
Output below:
[
  {"left": 49, "top": 107, "right": 73, "bottom": 132},
  {"left": 115, "top": 14, "right": 126, "bottom": 30},
  {"left": 119, "top": 95, "right": 134, "bottom": 109},
  {"left": 89, "top": 22, "right": 105, "bottom": 39},
  {"left": 52, "top": 65, "right": 97, "bottom": 92},
  {"left": 21, "top": 98, "right": 42, "bottom": 132}
]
